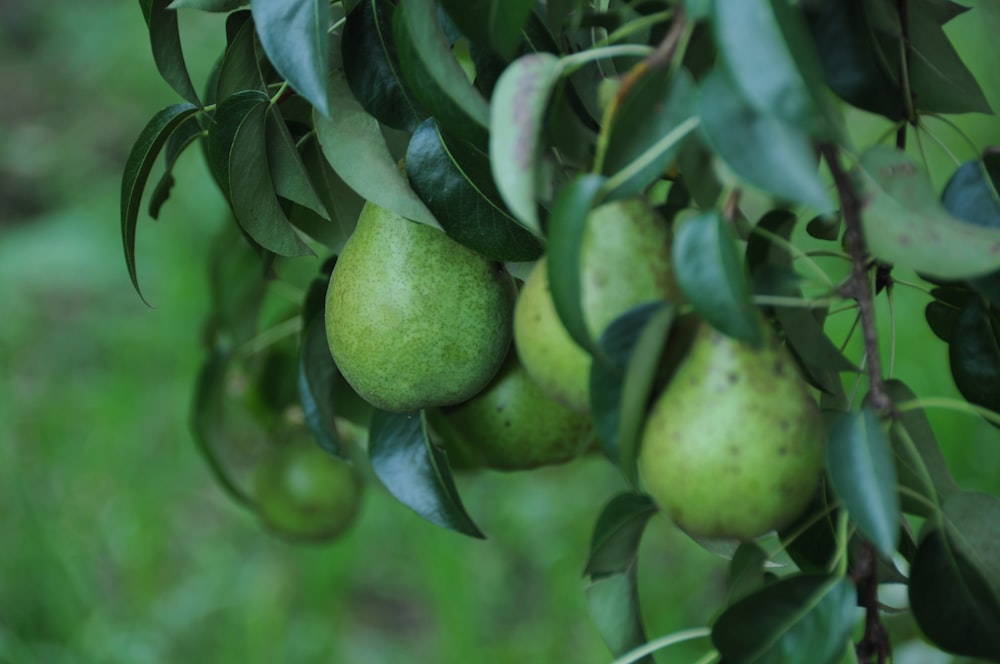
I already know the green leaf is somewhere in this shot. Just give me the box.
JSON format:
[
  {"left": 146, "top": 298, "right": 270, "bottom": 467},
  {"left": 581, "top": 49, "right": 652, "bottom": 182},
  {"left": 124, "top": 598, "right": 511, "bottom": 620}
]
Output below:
[
  {"left": 251, "top": 0, "right": 331, "bottom": 116},
  {"left": 725, "top": 541, "right": 769, "bottom": 606},
  {"left": 712, "top": 0, "right": 837, "bottom": 138},
  {"left": 884, "top": 380, "right": 958, "bottom": 517},
  {"left": 393, "top": 0, "right": 490, "bottom": 145},
  {"left": 599, "top": 67, "right": 698, "bottom": 201},
  {"left": 778, "top": 482, "right": 839, "bottom": 572},
  {"left": 672, "top": 209, "right": 762, "bottom": 345},
  {"left": 826, "top": 408, "right": 900, "bottom": 559},
  {"left": 265, "top": 106, "right": 328, "bottom": 219},
  {"left": 169, "top": 0, "right": 246, "bottom": 11},
  {"left": 342, "top": 0, "right": 427, "bottom": 131},
  {"left": 140, "top": 0, "right": 202, "bottom": 104},
  {"left": 148, "top": 112, "right": 204, "bottom": 219},
  {"left": 405, "top": 118, "right": 542, "bottom": 261},
  {"left": 314, "top": 71, "right": 438, "bottom": 228},
  {"left": 855, "top": 146, "right": 1000, "bottom": 280},
  {"left": 215, "top": 11, "right": 265, "bottom": 101},
  {"left": 585, "top": 492, "right": 657, "bottom": 577},
  {"left": 203, "top": 221, "right": 271, "bottom": 349},
  {"left": 910, "top": 491, "right": 1000, "bottom": 661},
  {"left": 298, "top": 316, "right": 348, "bottom": 459},
  {"left": 546, "top": 174, "right": 608, "bottom": 355},
  {"left": 948, "top": 297, "right": 1000, "bottom": 416},
  {"left": 698, "top": 66, "right": 834, "bottom": 214},
  {"left": 942, "top": 155, "right": 1000, "bottom": 305},
  {"left": 590, "top": 302, "right": 674, "bottom": 484},
  {"left": 489, "top": 53, "right": 562, "bottom": 236},
  {"left": 290, "top": 137, "right": 363, "bottom": 253},
  {"left": 439, "top": 0, "right": 533, "bottom": 60},
  {"left": 121, "top": 102, "right": 199, "bottom": 303},
  {"left": 712, "top": 574, "right": 856, "bottom": 664},
  {"left": 585, "top": 569, "right": 652, "bottom": 663},
  {"left": 369, "top": 411, "right": 484, "bottom": 537}
]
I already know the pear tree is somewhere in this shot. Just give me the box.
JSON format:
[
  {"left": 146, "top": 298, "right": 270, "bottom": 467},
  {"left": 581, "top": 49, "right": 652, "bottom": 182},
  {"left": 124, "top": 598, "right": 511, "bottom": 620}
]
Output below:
[{"left": 123, "top": 1, "right": 1000, "bottom": 662}]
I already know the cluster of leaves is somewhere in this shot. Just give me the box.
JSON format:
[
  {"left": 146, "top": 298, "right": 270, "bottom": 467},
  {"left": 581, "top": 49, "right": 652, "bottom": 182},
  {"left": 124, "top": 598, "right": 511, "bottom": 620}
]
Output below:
[{"left": 121, "top": 0, "right": 1000, "bottom": 662}]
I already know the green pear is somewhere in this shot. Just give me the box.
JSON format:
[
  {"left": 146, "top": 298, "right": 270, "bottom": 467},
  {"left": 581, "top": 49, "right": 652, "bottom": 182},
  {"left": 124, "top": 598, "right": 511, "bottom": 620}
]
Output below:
[
  {"left": 428, "top": 348, "right": 594, "bottom": 471},
  {"left": 638, "top": 322, "right": 825, "bottom": 541},
  {"left": 514, "top": 197, "right": 675, "bottom": 412},
  {"left": 252, "top": 435, "right": 363, "bottom": 543},
  {"left": 326, "top": 202, "right": 517, "bottom": 412}
]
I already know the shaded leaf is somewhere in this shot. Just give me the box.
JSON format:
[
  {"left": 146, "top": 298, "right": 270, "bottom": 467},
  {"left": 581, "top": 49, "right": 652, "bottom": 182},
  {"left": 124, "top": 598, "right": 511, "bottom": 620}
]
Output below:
[
  {"left": 855, "top": 146, "right": 1000, "bottom": 280},
  {"left": 265, "top": 106, "right": 328, "bottom": 219},
  {"left": 698, "top": 66, "right": 833, "bottom": 213},
  {"left": 368, "top": 410, "right": 485, "bottom": 537},
  {"left": 314, "top": 71, "right": 438, "bottom": 228},
  {"left": 215, "top": 11, "right": 265, "bottom": 101},
  {"left": 826, "top": 408, "right": 900, "bottom": 558},
  {"left": 672, "top": 209, "right": 762, "bottom": 345},
  {"left": 948, "top": 297, "right": 1000, "bottom": 416},
  {"left": 725, "top": 541, "right": 769, "bottom": 606},
  {"left": 439, "top": 0, "right": 534, "bottom": 60},
  {"left": 712, "top": 574, "right": 856, "bottom": 664},
  {"left": 251, "top": 0, "right": 331, "bottom": 116},
  {"left": 779, "top": 482, "right": 839, "bottom": 573},
  {"left": 585, "top": 568, "right": 652, "bottom": 663},
  {"left": 148, "top": 112, "right": 204, "bottom": 219},
  {"left": 298, "top": 316, "right": 346, "bottom": 459},
  {"left": 170, "top": 0, "right": 246, "bottom": 10},
  {"left": 121, "top": 102, "right": 199, "bottom": 303},
  {"left": 140, "top": 0, "right": 202, "bottom": 104},
  {"left": 291, "top": 137, "right": 363, "bottom": 253},
  {"left": 342, "top": 0, "right": 427, "bottom": 131},
  {"left": 585, "top": 492, "right": 657, "bottom": 577},
  {"left": 405, "top": 118, "right": 542, "bottom": 261},
  {"left": 489, "top": 53, "right": 562, "bottom": 235},
  {"left": 941, "top": 154, "right": 1000, "bottom": 305}
]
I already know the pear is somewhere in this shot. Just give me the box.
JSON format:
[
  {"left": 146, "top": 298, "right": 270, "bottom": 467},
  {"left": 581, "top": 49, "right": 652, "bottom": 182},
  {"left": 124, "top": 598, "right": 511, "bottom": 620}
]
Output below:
[
  {"left": 428, "top": 348, "right": 594, "bottom": 471},
  {"left": 326, "top": 202, "right": 517, "bottom": 412},
  {"left": 514, "top": 197, "right": 675, "bottom": 412},
  {"left": 638, "top": 322, "right": 825, "bottom": 541},
  {"left": 252, "top": 435, "right": 363, "bottom": 543}
]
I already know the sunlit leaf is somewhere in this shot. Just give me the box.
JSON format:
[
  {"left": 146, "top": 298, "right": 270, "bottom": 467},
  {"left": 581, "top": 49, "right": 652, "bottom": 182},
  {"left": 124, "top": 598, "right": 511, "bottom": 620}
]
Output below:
[
  {"left": 140, "top": 0, "right": 202, "bottom": 104},
  {"left": 251, "top": 0, "right": 331, "bottom": 115},
  {"left": 368, "top": 410, "right": 485, "bottom": 538}
]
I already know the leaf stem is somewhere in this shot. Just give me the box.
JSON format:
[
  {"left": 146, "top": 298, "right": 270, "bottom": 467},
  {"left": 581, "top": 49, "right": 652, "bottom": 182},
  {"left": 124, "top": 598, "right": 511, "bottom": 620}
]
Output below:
[
  {"left": 896, "top": 397, "right": 1000, "bottom": 428},
  {"left": 609, "top": 627, "right": 712, "bottom": 664}
]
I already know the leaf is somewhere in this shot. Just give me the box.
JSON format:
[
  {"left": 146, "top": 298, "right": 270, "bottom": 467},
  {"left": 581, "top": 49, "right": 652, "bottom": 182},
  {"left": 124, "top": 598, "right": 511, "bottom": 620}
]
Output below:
[
  {"left": 439, "top": 0, "right": 533, "bottom": 60},
  {"left": 672, "top": 209, "right": 762, "bottom": 345},
  {"left": 148, "top": 112, "right": 204, "bottom": 219},
  {"left": 215, "top": 10, "right": 265, "bottom": 101},
  {"left": 546, "top": 174, "right": 608, "bottom": 355},
  {"left": 298, "top": 316, "right": 347, "bottom": 459},
  {"left": 712, "top": 0, "right": 837, "bottom": 138},
  {"left": 291, "top": 137, "right": 364, "bottom": 253},
  {"left": 489, "top": 53, "right": 562, "bottom": 236},
  {"left": 169, "top": 0, "right": 246, "bottom": 10},
  {"left": 909, "top": 491, "right": 1000, "bottom": 661},
  {"left": 941, "top": 154, "right": 1000, "bottom": 304},
  {"left": 264, "top": 106, "right": 328, "bottom": 219},
  {"left": 585, "top": 568, "right": 652, "bottom": 664},
  {"left": 725, "top": 541, "right": 769, "bottom": 606},
  {"left": 314, "top": 71, "right": 439, "bottom": 228},
  {"left": 203, "top": 221, "right": 271, "bottom": 348},
  {"left": 712, "top": 574, "right": 856, "bottom": 664},
  {"left": 948, "top": 297, "right": 1000, "bottom": 416},
  {"left": 590, "top": 302, "right": 674, "bottom": 484},
  {"left": 856, "top": 146, "right": 1000, "bottom": 280},
  {"left": 585, "top": 492, "right": 657, "bottom": 577},
  {"left": 599, "top": 67, "right": 698, "bottom": 201},
  {"left": 778, "top": 482, "right": 839, "bottom": 572},
  {"left": 405, "top": 118, "right": 542, "bottom": 261},
  {"left": 251, "top": 0, "right": 331, "bottom": 116},
  {"left": 342, "top": 0, "right": 427, "bottom": 131},
  {"left": 368, "top": 410, "right": 485, "bottom": 538},
  {"left": 121, "top": 102, "right": 199, "bottom": 303},
  {"left": 393, "top": 0, "right": 491, "bottom": 145},
  {"left": 140, "top": 0, "right": 202, "bottom": 104},
  {"left": 826, "top": 408, "right": 900, "bottom": 559},
  {"left": 698, "top": 66, "right": 834, "bottom": 214}
]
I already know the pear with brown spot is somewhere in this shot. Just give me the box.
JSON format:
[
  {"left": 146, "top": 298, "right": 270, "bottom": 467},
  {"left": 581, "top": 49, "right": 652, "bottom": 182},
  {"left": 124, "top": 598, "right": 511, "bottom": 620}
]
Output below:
[{"left": 638, "top": 321, "right": 825, "bottom": 541}]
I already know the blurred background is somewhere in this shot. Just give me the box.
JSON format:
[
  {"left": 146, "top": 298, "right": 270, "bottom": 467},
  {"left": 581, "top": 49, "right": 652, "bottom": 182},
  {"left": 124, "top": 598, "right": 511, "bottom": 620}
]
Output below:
[{"left": 0, "top": 2, "right": 998, "bottom": 663}]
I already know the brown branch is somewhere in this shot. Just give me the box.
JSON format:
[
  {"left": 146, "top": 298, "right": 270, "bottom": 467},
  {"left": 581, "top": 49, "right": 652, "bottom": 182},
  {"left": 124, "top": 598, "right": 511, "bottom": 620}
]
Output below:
[{"left": 851, "top": 542, "right": 892, "bottom": 664}]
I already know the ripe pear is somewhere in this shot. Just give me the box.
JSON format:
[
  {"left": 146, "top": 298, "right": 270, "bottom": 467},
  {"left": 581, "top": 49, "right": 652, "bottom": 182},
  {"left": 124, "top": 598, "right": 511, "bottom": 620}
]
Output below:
[
  {"left": 326, "top": 202, "right": 517, "bottom": 412},
  {"left": 638, "top": 322, "right": 825, "bottom": 541},
  {"left": 252, "top": 436, "right": 363, "bottom": 542},
  {"left": 514, "top": 197, "right": 675, "bottom": 412},
  {"left": 428, "top": 348, "right": 594, "bottom": 471}
]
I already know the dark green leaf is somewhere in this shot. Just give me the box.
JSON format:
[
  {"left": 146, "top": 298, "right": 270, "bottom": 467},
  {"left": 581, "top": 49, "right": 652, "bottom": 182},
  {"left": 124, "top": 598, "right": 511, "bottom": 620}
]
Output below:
[
  {"left": 677, "top": 136, "right": 722, "bottom": 209},
  {"left": 599, "top": 67, "right": 697, "bottom": 200},
  {"left": 203, "top": 221, "right": 271, "bottom": 349},
  {"left": 489, "top": 53, "right": 562, "bottom": 235},
  {"left": 121, "top": 102, "right": 199, "bottom": 303},
  {"left": 215, "top": 11, "right": 265, "bottom": 101},
  {"left": 140, "top": 0, "right": 202, "bottom": 104},
  {"left": 725, "top": 541, "right": 769, "bottom": 606},
  {"left": 712, "top": 0, "right": 837, "bottom": 138},
  {"left": 342, "top": 0, "right": 427, "bottom": 131},
  {"left": 148, "top": 112, "right": 204, "bottom": 219},
  {"left": 712, "top": 574, "right": 856, "bottom": 664},
  {"left": 170, "top": 0, "right": 246, "bottom": 10},
  {"left": 546, "top": 174, "right": 608, "bottom": 355},
  {"left": 368, "top": 410, "right": 485, "bottom": 538},
  {"left": 251, "top": 0, "right": 331, "bottom": 116},
  {"left": 585, "top": 492, "right": 657, "bottom": 577},
  {"left": 826, "top": 408, "right": 900, "bottom": 558},
  {"left": 941, "top": 155, "right": 1000, "bottom": 305},
  {"left": 910, "top": 491, "right": 1000, "bottom": 661},
  {"left": 439, "top": 0, "right": 533, "bottom": 60},
  {"left": 672, "top": 209, "right": 762, "bottom": 345},
  {"left": 405, "top": 118, "right": 542, "bottom": 261},
  {"left": 290, "top": 137, "right": 363, "bottom": 253},
  {"left": 779, "top": 482, "right": 839, "bottom": 572},
  {"left": 314, "top": 71, "right": 438, "bottom": 228},
  {"left": 585, "top": 568, "right": 652, "bottom": 664},
  {"left": 265, "top": 106, "right": 328, "bottom": 219},
  {"left": 590, "top": 302, "right": 674, "bottom": 484},
  {"left": 393, "top": 0, "right": 490, "bottom": 145},
  {"left": 698, "top": 67, "right": 834, "bottom": 213},
  {"left": 948, "top": 297, "right": 1000, "bottom": 416},
  {"left": 855, "top": 146, "right": 1000, "bottom": 280}
]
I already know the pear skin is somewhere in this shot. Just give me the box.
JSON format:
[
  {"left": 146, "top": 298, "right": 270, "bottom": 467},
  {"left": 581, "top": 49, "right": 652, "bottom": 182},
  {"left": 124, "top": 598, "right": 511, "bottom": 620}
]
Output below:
[
  {"left": 638, "top": 323, "right": 825, "bottom": 541},
  {"left": 326, "top": 202, "right": 516, "bottom": 412}
]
